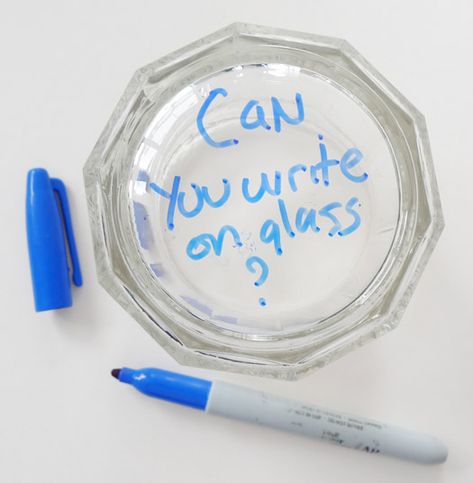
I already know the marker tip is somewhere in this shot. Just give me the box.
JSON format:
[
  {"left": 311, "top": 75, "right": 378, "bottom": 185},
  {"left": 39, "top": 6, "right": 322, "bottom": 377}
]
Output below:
[{"left": 111, "top": 368, "right": 121, "bottom": 380}]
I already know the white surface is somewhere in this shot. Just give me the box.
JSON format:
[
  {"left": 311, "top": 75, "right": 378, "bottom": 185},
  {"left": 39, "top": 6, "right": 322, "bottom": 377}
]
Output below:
[{"left": 1, "top": 1, "right": 472, "bottom": 482}]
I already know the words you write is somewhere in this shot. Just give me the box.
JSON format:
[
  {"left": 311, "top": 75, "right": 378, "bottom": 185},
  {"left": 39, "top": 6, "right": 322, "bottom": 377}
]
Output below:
[{"left": 149, "top": 88, "right": 368, "bottom": 307}]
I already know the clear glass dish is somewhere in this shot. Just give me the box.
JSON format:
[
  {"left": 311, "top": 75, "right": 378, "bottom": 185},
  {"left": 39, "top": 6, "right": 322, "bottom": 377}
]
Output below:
[{"left": 84, "top": 23, "right": 444, "bottom": 379}]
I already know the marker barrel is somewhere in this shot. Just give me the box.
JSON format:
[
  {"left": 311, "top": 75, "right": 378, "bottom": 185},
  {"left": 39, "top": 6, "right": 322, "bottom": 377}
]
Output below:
[{"left": 206, "top": 381, "right": 448, "bottom": 465}]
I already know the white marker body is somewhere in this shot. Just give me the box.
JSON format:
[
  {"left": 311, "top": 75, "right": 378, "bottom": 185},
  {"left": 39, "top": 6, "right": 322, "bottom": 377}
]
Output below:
[{"left": 206, "top": 381, "right": 447, "bottom": 464}]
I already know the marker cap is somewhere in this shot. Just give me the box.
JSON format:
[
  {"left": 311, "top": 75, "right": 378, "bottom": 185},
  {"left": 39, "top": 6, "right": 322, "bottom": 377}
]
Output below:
[{"left": 26, "top": 168, "right": 82, "bottom": 311}]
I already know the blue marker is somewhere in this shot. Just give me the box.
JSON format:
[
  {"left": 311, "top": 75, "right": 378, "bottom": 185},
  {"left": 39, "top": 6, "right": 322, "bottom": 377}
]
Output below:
[{"left": 112, "top": 367, "right": 447, "bottom": 465}]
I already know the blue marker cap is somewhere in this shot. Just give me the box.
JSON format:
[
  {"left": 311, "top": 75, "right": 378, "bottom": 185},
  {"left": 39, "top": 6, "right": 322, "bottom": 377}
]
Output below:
[{"left": 26, "top": 168, "right": 82, "bottom": 312}]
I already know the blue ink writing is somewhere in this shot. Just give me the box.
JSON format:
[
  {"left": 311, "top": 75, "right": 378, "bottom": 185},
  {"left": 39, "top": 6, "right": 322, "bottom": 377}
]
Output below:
[
  {"left": 277, "top": 199, "right": 295, "bottom": 237},
  {"left": 240, "top": 100, "right": 271, "bottom": 131},
  {"left": 338, "top": 197, "right": 361, "bottom": 236},
  {"left": 260, "top": 219, "right": 283, "bottom": 255},
  {"left": 319, "top": 201, "right": 343, "bottom": 237},
  {"left": 158, "top": 115, "right": 369, "bottom": 309},
  {"left": 199, "top": 179, "right": 230, "bottom": 208},
  {"left": 246, "top": 256, "right": 269, "bottom": 287},
  {"left": 288, "top": 164, "right": 307, "bottom": 192},
  {"left": 150, "top": 176, "right": 181, "bottom": 230},
  {"left": 310, "top": 134, "right": 340, "bottom": 186},
  {"left": 340, "top": 148, "right": 368, "bottom": 183},
  {"left": 197, "top": 88, "right": 239, "bottom": 148},
  {"left": 242, "top": 171, "right": 282, "bottom": 203},
  {"left": 186, "top": 225, "right": 243, "bottom": 260},
  {"left": 197, "top": 89, "right": 305, "bottom": 146},
  {"left": 150, "top": 177, "right": 231, "bottom": 229},
  {"left": 271, "top": 93, "right": 304, "bottom": 133},
  {"left": 178, "top": 187, "right": 203, "bottom": 218},
  {"left": 295, "top": 207, "right": 320, "bottom": 233},
  {"left": 239, "top": 138, "right": 368, "bottom": 205}
]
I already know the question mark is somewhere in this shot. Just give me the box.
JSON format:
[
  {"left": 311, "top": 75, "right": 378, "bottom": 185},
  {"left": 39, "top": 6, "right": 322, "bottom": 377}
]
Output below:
[{"left": 246, "top": 256, "right": 269, "bottom": 307}]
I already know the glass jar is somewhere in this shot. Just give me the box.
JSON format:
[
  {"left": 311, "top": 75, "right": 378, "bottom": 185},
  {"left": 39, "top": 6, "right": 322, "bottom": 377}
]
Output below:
[{"left": 84, "top": 23, "right": 443, "bottom": 379}]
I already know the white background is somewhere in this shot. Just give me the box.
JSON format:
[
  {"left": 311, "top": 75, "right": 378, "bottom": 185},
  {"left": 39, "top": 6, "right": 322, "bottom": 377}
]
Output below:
[{"left": 1, "top": 1, "right": 472, "bottom": 482}]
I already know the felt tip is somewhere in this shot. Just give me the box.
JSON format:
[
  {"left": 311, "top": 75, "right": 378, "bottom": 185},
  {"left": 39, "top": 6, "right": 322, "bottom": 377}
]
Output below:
[{"left": 111, "top": 368, "right": 121, "bottom": 380}]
